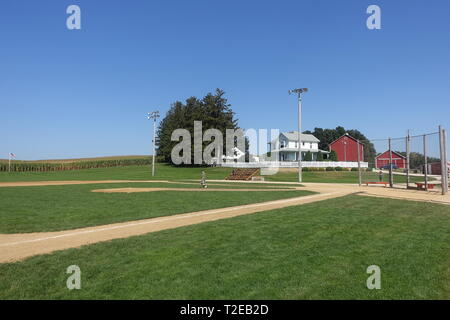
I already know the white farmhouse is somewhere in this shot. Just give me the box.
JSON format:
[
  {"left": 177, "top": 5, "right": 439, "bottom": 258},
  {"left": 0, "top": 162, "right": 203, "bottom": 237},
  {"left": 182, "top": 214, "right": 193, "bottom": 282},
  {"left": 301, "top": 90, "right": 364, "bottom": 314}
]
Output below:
[{"left": 269, "top": 131, "right": 329, "bottom": 161}]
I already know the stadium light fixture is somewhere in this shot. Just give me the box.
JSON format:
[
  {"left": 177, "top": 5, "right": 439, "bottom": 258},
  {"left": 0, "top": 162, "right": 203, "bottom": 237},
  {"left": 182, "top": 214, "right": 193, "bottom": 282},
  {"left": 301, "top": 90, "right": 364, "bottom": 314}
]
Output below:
[
  {"left": 147, "top": 111, "right": 160, "bottom": 177},
  {"left": 289, "top": 88, "right": 308, "bottom": 183}
]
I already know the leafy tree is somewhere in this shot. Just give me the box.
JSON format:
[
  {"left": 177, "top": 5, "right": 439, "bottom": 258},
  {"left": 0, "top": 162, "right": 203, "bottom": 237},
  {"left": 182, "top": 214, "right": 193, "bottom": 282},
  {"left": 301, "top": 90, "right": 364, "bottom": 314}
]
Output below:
[
  {"left": 156, "top": 89, "right": 244, "bottom": 165},
  {"left": 305, "top": 127, "right": 377, "bottom": 166},
  {"left": 316, "top": 151, "right": 324, "bottom": 161},
  {"left": 397, "top": 152, "right": 440, "bottom": 170},
  {"left": 304, "top": 151, "right": 313, "bottom": 161},
  {"left": 329, "top": 150, "right": 338, "bottom": 161}
]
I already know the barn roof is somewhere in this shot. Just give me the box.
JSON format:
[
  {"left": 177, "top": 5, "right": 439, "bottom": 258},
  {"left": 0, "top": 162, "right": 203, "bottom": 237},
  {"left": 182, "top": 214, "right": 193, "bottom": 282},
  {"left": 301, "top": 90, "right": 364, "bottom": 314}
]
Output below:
[
  {"left": 375, "top": 150, "right": 406, "bottom": 159},
  {"left": 329, "top": 133, "right": 363, "bottom": 146}
]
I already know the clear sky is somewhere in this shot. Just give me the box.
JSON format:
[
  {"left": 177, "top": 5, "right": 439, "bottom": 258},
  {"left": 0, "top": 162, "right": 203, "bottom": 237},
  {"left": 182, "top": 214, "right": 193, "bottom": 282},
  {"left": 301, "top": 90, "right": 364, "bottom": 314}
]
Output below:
[{"left": 1, "top": 0, "right": 449, "bottom": 160}]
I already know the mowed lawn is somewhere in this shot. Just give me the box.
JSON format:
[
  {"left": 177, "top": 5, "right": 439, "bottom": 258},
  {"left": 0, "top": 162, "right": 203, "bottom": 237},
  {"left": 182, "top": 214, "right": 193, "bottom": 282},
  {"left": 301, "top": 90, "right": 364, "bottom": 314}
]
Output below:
[
  {"left": 0, "top": 195, "right": 448, "bottom": 299},
  {"left": 0, "top": 164, "right": 232, "bottom": 182},
  {"left": 0, "top": 163, "right": 432, "bottom": 184},
  {"left": 0, "top": 182, "right": 312, "bottom": 233},
  {"left": 265, "top": 170, "right": 430, "bottom": 184}
]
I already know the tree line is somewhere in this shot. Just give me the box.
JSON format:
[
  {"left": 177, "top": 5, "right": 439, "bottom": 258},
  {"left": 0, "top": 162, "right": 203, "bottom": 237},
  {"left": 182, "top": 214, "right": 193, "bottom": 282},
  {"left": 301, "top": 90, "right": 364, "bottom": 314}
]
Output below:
[
  {"left": 304, "top": 127, "right": 377, "bottom": 164},
  {"left": 157, "top": 90, "right": 378, "bottom": 166}
]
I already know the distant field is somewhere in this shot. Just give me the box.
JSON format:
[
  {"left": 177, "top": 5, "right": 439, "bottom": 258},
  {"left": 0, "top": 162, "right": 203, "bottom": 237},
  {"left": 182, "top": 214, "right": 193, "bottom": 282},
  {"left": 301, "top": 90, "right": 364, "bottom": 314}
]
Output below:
[
  {"left": 1, "top": 195, "right": 448, "bottom": 299},
  {"left": 0, "top": 161, "right": 433, "bottom": 184},
  {"left": 0, "top": 156, "right": 153, "bottom": 173},
  {"left": 0, "top": 155, "right": 151, "bottom": 163},
  {"left": 0, "top": 164, "right": 232, "bottom": 182}
]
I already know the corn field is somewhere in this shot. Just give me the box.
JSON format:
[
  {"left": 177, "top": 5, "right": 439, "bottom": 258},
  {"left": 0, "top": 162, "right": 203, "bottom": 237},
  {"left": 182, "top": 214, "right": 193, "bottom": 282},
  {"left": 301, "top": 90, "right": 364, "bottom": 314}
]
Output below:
[{"left": 0, "top": 157, "right": 152, "bottom": 172}]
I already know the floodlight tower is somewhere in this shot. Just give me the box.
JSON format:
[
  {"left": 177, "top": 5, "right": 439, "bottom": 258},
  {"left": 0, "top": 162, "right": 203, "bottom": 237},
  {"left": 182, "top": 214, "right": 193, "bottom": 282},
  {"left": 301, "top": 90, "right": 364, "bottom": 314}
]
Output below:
[
  {"left": 288, "top": 88, "right": 308, "bottom": 183},
  {"left": 147, "top": 111, "right": 160, "bottom": 176}
]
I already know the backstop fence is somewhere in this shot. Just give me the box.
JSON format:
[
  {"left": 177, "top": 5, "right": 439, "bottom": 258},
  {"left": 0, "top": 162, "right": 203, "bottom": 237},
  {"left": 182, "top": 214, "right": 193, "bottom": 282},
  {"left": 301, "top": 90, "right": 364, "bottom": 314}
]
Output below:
[{"left": 358, "top": 126, "right": 448, "bottom": 195}]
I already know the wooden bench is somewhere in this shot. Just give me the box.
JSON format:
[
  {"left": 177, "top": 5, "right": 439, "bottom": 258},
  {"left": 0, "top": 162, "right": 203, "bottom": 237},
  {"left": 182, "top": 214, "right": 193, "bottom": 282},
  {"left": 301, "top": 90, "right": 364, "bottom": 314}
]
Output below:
[
  {"left": 364, "top": 181, "right": 389, "bottom": 187},
  {"left": 415, "top": 182, "right": 435, "bottom": 190}
]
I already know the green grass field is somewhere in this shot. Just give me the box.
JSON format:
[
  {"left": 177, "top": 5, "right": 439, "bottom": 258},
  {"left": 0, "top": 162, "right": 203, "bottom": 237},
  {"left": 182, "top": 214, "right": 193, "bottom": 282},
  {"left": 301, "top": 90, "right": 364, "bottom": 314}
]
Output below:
[
  {"left": 0, "top": 164, "right": 232, "bottom": 182},
  {"left": 1, "top": 195, "right": 448, "bottom": 299},
  {"left": 265, "top": 170, "right": 430, "bottom": 184},
  {"left": 0, "top": 163, "right": 431, "bottom": 184},
  {"left": 0, "top": 182, "right": 312, "bottom": 233}
]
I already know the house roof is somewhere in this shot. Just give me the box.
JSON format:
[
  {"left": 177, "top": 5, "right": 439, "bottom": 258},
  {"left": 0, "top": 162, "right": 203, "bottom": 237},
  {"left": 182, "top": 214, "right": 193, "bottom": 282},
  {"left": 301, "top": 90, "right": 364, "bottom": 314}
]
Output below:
[
  {"left": 329, "top": 133, "right": 363, "bottom": 146},
  {"left": 271, "top": 148, "right": 330, "bottom": 153},
  {"left": 271, "top": 131, "right": 320, "bottom": 143}
]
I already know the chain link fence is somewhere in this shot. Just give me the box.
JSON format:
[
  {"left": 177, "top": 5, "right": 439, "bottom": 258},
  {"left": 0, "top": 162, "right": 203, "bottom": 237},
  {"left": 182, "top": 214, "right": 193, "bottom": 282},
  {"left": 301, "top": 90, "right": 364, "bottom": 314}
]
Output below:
[{"left": 358, "top": 126, "right": 448, "bottom": 195}]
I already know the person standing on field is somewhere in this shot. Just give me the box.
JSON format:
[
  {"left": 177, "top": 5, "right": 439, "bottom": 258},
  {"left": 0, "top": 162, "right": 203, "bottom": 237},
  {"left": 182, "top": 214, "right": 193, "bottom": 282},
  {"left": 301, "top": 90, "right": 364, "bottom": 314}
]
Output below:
[
  {"left": 200, "top": 170, "right": 207, "bottom": 188},
  {"left": 378, "top": 169, "right": 384, "bottom": 182}
]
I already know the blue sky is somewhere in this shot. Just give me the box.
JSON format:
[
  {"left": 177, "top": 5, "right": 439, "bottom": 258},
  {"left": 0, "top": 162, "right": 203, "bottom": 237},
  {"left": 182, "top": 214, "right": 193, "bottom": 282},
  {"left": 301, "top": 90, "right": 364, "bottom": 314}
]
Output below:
[{"left": 1, "top": 0, "right": 449, "bottom": 159}]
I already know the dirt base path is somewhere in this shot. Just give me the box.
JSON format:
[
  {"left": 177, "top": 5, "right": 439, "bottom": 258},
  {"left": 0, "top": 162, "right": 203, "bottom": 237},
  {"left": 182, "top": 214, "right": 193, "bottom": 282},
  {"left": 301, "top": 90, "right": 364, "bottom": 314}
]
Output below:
[
  {"left": 0, "top": 190, "right": 349, "bottom": 263},
  {"left": 1, "top": 181, "right": 449, "bottom": 263},
  {"left": 91, "top": 187, "right": 297, "bottom": 193}
]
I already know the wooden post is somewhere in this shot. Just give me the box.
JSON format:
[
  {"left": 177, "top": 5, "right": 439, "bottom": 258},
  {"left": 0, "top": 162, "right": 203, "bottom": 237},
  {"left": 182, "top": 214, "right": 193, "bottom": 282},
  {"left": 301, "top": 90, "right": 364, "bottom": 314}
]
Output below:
[
  {"left": 423, "top": 134, "right": 428, "bottom": 191},
  {"left": 388, "top": 138, "right": 394, "bottom": 187},
  {"left": 406, "top": 131, "right": 410, "bottom": 188},
  {"left": 443, "top": 129, "right": 449, "bottom": 194},
  {"left": 439, "top": 126, "right": 447, "bottom": 195},
  {"left": 357, "top": 139, "right": 362, "bottom": 186}
]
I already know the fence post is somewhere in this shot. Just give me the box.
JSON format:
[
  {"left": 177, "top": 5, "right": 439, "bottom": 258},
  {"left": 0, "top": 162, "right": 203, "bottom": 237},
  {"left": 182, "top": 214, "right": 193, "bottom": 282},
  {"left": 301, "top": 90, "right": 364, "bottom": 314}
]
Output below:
[
  {"left": 439, "top": 126, "right": 447, "bottom": 195},
  {"left": 357, "top": 139, "right": 362, "bottom": 186},
  {"left": 406, "top": 131, "right": 410, "bottom": 189},
  {"left": 443, "top": 129, "right": 449, "bottom": 194},
  {"left": 423, "top": 134, "right": 428, "bottom": 191},
  {"left": 388, "top": 137, "right": 394, "bottom": 187}
]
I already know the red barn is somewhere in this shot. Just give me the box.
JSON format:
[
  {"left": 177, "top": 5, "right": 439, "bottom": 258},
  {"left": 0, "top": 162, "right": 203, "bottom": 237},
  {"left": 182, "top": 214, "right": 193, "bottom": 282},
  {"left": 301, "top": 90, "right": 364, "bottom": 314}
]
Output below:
[
  {"left": 375, "top": 151, "right": 406, "bottom": 169},
  {"left": 427, "top": 162, "right": 450, "bottom": 175},
  {"left": 329, "top": 134, "right": 364, "bottom": 162}
]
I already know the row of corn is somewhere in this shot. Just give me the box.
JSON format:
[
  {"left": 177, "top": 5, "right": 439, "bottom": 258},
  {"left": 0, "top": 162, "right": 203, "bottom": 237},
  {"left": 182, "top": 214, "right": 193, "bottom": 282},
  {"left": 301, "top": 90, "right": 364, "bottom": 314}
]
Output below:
[{"left": 0, "top": 158, "right": 152, "bottom": 172}]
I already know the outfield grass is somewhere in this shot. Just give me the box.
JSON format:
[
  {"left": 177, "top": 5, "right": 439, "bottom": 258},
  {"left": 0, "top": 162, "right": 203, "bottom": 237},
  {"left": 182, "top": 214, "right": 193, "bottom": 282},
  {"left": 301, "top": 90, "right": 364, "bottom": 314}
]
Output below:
[
  {"left": 0, "top": 182, "right": 313, "bottom": 233},
  {"left": 0, "top": 195, "right": 448, "bottom": 299},
  {"left": 0, "top": 164, "right": 232, "bottom": 182},
  {"left": 0, "top": 163, "right": 433, "bottom": 184},
  {"left": 265, "top": 170, "right": 430, "bottom": 184},
  {"left": 0, "top": 163, "right": 432, "bottom": 183}
]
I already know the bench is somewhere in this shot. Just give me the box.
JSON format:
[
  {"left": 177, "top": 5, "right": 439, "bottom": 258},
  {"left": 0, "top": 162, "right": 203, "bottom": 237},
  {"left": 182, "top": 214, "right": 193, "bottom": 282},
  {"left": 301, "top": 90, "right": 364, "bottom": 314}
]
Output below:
[
  {"left": 364, "top": 181, "right": 389, "bottom": 187},
  {"left": 415, "top": 182, "right": 435, "bottom": 190}
]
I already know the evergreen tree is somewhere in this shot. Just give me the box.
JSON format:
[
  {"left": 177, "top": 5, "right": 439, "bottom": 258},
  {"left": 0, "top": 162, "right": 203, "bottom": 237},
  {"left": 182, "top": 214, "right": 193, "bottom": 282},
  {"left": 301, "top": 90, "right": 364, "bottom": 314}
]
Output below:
[
  {"left": 329, "top": 150, "right": 338, "bottom": 161},
  {"left": 317, "top": 151, "right": 324, "bottom": 161},
  {"left": 156, "top": 89, "right": 242, "bottom": 165},
  {"left": 304, "top": 151, "right": 313, "bottom": 161}
]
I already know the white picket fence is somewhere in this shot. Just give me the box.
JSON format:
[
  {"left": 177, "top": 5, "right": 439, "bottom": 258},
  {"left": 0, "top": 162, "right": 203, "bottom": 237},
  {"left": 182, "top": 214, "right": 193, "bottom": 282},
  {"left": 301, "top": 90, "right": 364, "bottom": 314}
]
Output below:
[{"left": 218, "top": 161, "right": 369, "bottom": 168}]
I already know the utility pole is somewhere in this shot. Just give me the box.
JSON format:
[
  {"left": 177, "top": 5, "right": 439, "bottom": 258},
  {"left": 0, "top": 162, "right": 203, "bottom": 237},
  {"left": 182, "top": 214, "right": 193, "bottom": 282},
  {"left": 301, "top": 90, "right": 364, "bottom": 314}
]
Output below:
[
  {"left": 147, "top": 111, "right": 160, "bottom": 177},
  {"left": 288, "top": 88, "right": 308, "bottom": 183}
]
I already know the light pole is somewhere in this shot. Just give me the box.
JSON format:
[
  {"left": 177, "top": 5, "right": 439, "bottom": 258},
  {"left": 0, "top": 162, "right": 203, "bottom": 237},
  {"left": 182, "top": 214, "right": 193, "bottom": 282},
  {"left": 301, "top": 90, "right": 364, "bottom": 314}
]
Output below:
[
  {"left": 288, "top": 88, "right": 308, "bottom": 183},
  {"left": 147, "top": 111, "right": 160, "bottom": 177}
]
